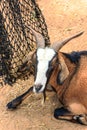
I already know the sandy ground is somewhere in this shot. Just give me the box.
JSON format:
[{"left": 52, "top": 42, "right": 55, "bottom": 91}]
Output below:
[{"left": 1, "top": 0, "right": 87, "bottom": 130}]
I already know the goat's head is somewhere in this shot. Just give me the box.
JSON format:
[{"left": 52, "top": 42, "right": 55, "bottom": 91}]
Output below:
[
  {"left": 33, "top": 47, "right": 58, "bottom": 93},
  {"left": 29, "top": 27, "right": 83, "bottom": 93}
]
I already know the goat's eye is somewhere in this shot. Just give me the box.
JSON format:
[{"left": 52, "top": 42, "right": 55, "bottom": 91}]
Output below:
[
  {"left": 50, "top": 57, "right": 57, "bottom": 66},
  {"left": 49, "top": 65, "right": 54, "bottom": 71},
  {"left": 46, "top": 65, "right": 54, "bottom": 77},
  {"left": 48, "top": 59, "right": 56, "bottom": 71}
]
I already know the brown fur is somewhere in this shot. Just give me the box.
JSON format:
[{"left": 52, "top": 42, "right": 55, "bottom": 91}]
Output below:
[{"left": 49, "top": 52, "right": 87, "bottom": 118}]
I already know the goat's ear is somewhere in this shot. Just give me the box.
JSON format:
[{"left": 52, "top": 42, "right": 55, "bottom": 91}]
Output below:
[
  {"left": 32, "top": 51, "right": 36, "bottom": 63},
  {"left": 23, "top": 51, "right": 36, "bottom": 64},
  {"left": 57, "top": 55, "right": 69, "bottom": 85}
]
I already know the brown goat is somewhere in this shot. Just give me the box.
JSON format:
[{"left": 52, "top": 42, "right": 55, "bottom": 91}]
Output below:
[{"left": 7, "top": 27, "right": 87, "bottom": 125}]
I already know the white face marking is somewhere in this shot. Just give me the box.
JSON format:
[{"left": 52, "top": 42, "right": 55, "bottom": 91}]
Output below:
[{"left": 33, "top": 47, "right": 56, "bottom": 93}]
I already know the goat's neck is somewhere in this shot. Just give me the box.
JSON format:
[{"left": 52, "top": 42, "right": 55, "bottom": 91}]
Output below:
[{"left": 49, "top": 52, "right": 77, "bottom": 103}]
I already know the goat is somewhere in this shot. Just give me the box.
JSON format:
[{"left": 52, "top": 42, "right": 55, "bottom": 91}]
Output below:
[{"left": 7, "top": 27, "right": 87, "bottom": 125}]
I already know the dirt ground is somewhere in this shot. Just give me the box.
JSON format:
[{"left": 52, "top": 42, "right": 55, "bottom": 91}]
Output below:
[{"left": 1, "top": 0, "right": 87, "bottom": 130}]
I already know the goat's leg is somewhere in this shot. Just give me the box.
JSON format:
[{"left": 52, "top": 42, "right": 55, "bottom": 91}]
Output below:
[
  {"left": 54, "top": 107, "right": 87, "bottom": 125},
  {"left": 73, "top": 114, "right": 87, "bottom": 125},
  {"left": 7, "top": 86, "right": 33, "bottom": 109}
]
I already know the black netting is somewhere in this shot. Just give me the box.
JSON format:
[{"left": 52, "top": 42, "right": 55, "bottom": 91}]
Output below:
[{"left": 0, "top": 0, "right": 50, "bottom": 84}]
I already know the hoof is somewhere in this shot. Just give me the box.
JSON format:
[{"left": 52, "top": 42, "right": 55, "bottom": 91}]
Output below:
[
  {"left": 54, "top": 107, "right": 69, "bottom": 119},
  {"left": 73, "top": 115, "right": 87, "bottom": 125},
  {"left": 6, "top": 98, "right": 22, "bottom": 110},
  {"left": 7, "top": 101, "right": 17, "bottom": 109}
]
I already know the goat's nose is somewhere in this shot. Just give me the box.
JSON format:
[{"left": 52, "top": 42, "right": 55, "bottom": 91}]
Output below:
[{"left": 34, "top": 84, "right": 43, "bottom": 93}]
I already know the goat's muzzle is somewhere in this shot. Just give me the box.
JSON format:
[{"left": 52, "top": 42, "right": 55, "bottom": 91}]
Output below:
[{"left": 33, "top": 84, "right": 43, "bottom": 93}]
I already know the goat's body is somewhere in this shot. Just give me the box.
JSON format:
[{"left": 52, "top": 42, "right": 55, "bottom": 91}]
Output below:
[
  {"left": 50, "top": 51, "right": 87, "bottom": 124},
  {"left": 65, "top": 54, "right": 87, "bottom": 114}
]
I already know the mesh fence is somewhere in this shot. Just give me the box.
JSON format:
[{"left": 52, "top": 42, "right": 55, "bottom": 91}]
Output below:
[{"left": 0, "top": 0, "right": 50, "bottom": 84}]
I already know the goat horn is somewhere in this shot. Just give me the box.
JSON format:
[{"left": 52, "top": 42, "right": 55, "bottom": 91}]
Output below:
[
  {"left": 51, "top": 31, "right": 84, "bottom": 52},
  {"left": 29, "top": 26, "right": 45, "bottom": 48}
]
